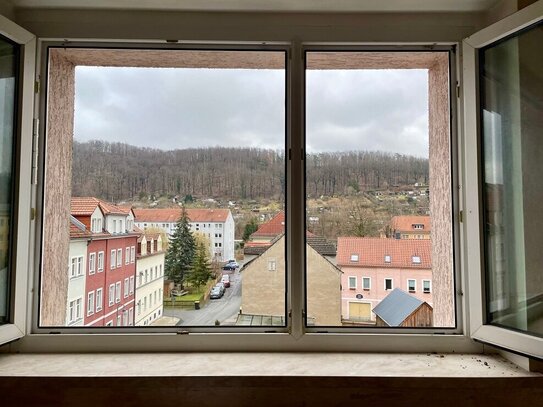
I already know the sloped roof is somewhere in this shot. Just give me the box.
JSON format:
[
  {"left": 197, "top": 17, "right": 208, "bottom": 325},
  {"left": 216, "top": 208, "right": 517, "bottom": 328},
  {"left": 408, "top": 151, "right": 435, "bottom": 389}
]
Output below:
[
  {"left": 133, "top": 208, "right": 230, "bottom": 223},
  {"left": 336, "top": 237, "right": 431, "bottom": 268},
  {"left": 391, "top": 215, "right": 431, "bottom": 233},
  {"left": 71, "top": 197, "right": 130, "bottom": 216},
  {"left": 306, "top": 236, "right": 336, "bottom": 257},
  {"left": 372, "top": 288, "right": 429, "bottom": 327},
  {"left": 69, "top": 215, "right": 91, "bottom": 239},
  {"left": 251, "top": 211, "right": 285, "bottom": 238}
]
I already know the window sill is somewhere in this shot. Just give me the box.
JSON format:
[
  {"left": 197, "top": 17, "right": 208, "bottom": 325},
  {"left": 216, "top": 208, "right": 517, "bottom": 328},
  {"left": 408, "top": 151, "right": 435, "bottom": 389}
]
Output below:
[{"left": 0, "top": 352, "right": 540, "bottom": 378}]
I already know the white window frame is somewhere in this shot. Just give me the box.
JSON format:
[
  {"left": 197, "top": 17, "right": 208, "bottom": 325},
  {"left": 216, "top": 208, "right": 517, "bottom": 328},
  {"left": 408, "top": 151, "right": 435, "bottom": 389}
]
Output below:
[
  {"left": 108, "top": 284, "right": 115, "bottom": 306},
  {"left": 384, "top": 278, "right": 393, "bottom": 291},
  {"left": 350, "top": 254, "right": 359, "bottom": 262},
  {"left": 407, "top": 279, "right": 416, "bottom": 293},
  {"left": 115, "top": 282, "right": 121, "bottom": 303},
  {"left": 422, "top": 280, "right": 431, "bottom": 294},
  {"left": 117, "top": 248, "right": 122, "bottom": 267},
  {"left": 130, "top": 246, "right": 135, "bottom": 263},
  {"left": 125, "top": 247, "right": 130, "bottom": 265},
  {"left": 88, "top": 252, "right": 96, "bottom": 275},
  {"left": 7, "top": 9, "right": 541, "bottom": 358},
  {"left": 362, "top": 277, "right": 371, "bottom": 291},
  {"left": 97, "top": 251, "right": 104, "bottom": 272},
  {"left": 129, "top": 276, "right": 134, "bottom": 295},
  {"left": 110, "top": 250, "right": 116, "bottom": 270},
  {"left": 96, "top": 288, "right": 103, "bottom": 312},
  {"left": 87, "top": 291, "right": 95, "bottom": 316},
  {"left": 124, "top": 278, "right": 129, "bottom": 299},
  {"left": 348, "top": 276, "right": 357, "bottom": 290},
  {"left": 462, "top": 1, "right": 543, "bottom": 359}
]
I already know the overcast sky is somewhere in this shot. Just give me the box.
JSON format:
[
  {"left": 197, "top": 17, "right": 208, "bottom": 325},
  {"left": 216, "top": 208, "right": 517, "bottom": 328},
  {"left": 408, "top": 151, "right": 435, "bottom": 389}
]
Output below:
[{"left": 74, "top": 66, "right": 428, "bottom": 157}]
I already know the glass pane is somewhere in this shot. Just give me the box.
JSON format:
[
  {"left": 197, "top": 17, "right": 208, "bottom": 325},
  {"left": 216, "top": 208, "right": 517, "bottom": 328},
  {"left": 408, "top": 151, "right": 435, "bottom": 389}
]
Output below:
[
  {"left": 305, "top": 51, "right": 455, "bottom": 328},
  {"left": 40, "top": 49, "right": 286, "bottom": 327},
  {"left": 481, "top": 21, "right": 543, "bottom": 337},
  {"left": 0, "top": 35, "right": 17, "bottom": 325}
]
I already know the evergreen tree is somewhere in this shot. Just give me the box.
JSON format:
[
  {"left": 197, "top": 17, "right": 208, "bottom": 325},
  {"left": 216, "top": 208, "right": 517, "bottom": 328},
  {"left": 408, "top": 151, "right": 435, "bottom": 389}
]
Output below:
[
  {"left": 185, "top": 239, "right": 213, "bottom": 293},
  {"left": 242, "top": 217, "right": 259, "bottom": 242},
  {"left": 164, "top": 207, "right": 195, "bottom": 287}
]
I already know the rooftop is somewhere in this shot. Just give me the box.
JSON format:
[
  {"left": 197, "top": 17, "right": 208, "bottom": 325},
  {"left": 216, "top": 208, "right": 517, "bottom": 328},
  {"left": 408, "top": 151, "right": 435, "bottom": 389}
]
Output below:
[
  {"left": 391, "top": 215, "right": 431, "bottom": 233},
  {"left": 373, "top": 288, "right": 429, "bottom": 327},
  {"left": 133, "top": 208, "right": 230, "bottom": 223}
]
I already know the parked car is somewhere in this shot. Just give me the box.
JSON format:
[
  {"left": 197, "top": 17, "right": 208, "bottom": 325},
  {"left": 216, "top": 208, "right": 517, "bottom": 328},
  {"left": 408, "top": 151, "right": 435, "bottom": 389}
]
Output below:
[
  {"left": 222, "top": 264, "right": 236, "bottom": 271},
  {"left": 214, "top": 282, "right": 226, "bottom": 295},
  {"left": 221, "top": 274, "right": 230, "bottom": 288},
  {"left": 226, "top": 260, "right": 239, "bottom": 269},
  {"left": 209, "top": 287, "right": 223, "bottom": 299}
]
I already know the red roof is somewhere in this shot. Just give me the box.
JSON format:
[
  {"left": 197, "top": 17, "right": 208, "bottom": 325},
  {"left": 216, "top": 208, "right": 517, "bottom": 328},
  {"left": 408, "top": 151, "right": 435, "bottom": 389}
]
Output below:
[
  {"left": 336, "top": 237, "right": 431, "bottom": 268},
  {"left": 71, "top": 197, "right": 131, "bottom": 216},
  {"left": 390, "top": 215, "right": 431, "bottom": 233},
  {"left": 133, "top": 208, "right": 230, "bottom": 223},
  {"left": 69, "top": 216, "right": 91, "bottom": 239},
  {"left": 251, "top": 212, "right": 285, "bottom": 238}
]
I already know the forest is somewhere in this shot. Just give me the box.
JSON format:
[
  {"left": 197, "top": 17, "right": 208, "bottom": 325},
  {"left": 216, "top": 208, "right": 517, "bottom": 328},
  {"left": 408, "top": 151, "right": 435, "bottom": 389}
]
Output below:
[{"left": 71, "top": 140, "right": 429, "bottom": 203}]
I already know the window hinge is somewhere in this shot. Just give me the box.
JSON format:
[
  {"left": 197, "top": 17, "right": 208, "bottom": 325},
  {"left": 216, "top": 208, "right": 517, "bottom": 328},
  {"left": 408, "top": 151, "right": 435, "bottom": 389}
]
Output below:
[
  {"left": 456, "top": 82, "right": 460, "bottom": 98},
  {"left": 34, "top": 79, "right": 40, "bottom": 94},
  {"left": 459, "top": 210, "right": 463, "bottom": 223},
  {"left": 30, "top": 208, "right": 36, "bottom": 221}
]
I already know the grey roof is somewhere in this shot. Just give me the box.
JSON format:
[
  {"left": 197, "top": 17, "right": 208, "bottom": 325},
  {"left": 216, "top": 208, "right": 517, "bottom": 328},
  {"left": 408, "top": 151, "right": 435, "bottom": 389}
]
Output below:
[
  {"left": 372, "top": 288, "right": 425, "bottom": 327},
  {"left": 306, "top": 236, "right": 336, "bottom": 257}
]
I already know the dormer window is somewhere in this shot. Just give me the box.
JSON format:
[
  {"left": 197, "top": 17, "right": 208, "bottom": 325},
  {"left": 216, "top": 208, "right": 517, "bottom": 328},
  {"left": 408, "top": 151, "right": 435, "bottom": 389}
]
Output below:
[
  {"left": 413, "top": 224, "right": 424, "bottom": 230},
  {"left": 384, "top": 255, "right": 391, "bottom": 263},
  {"left": 412, "top": 256, "right": 421, "bottom": 264},
  {"left": 350, "top": 254, "right": 359, "bottom": 262}
]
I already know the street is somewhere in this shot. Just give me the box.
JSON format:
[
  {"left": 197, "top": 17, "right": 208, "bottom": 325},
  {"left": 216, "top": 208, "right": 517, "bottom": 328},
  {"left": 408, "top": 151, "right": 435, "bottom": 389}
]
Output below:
[{"left": 163, "top": 266, "right": 243, "bottom": 326}]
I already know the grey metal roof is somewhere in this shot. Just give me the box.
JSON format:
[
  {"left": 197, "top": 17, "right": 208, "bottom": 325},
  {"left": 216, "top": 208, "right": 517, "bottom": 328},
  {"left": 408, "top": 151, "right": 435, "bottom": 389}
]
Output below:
[{"left": 372, "top": 288, "right": 424, "bottom": 327}]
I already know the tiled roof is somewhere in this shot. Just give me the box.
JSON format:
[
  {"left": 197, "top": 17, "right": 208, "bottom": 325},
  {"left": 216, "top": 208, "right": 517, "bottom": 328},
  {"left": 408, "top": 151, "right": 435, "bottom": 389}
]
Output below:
[
  {"left": 250, "top": 211, "right": 315, "bottom": 239},
  {"left": 71, "top": 197, "right": 130, "bottom": 216},
  {"left": 133, "top": 208, "right": 230, "bottom": 223},
  {"left": 372, "top": 288, "right": 428, "bottom": 327},
  {"left": 137, "top": 232, "right": 161, "bottom": 242},
  {"left": 243, "top": 241, "right": 271, "bottom": 255},
  {"left": 336, "top": 237, "right": 431, "bottom": 268},
  {"left": 306, "top": 236, "right": 336, "bottom": 257},
  {"left": 390, "top": 215, "right": 431, "bottom": 233}
]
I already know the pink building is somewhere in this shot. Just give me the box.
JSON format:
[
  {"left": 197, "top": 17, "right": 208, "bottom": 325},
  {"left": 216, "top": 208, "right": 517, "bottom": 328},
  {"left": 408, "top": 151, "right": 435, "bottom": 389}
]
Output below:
[
  {"left": 337, "top": 237, "right": 432, "bottom": 323},
  {"left": 71, "top": 198, "right": 139, "bottom": 327}
]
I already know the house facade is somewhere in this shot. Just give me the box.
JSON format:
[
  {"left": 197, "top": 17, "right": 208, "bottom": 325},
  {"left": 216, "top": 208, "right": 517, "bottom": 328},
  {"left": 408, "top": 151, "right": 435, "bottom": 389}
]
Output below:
[
  {"left": 135, "top": 233, "right": 165, "bottom": 326},
  {"left": 133, "top": 208, "right": 235, "bottom": 262},
  {"left": 66, "top": 216, "right": 89, "bottom": 326},
  {"left": 242, "top": 235, "right": 341, "bottom": 326},
  {"left": 390, "top": 215, "right": 431, "bottom": 240},
  {"left": 71, "top": 197, "right": 140, "bottom": 326},
  {"left": 337, "top": 237, "right": 432, "bottom": 323}
]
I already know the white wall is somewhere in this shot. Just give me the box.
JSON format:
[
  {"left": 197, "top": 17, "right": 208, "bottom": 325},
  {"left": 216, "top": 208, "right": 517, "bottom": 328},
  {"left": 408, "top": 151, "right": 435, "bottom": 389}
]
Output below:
[{"left": 66, "top": 239, "right": 87, "bottom": 326}]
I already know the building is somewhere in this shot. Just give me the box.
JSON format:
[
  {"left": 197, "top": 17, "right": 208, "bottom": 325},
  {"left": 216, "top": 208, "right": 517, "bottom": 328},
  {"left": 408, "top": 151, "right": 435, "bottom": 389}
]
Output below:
[
  {"left": 71, "top": 197, "right": 140, "bottom": 327},
  {"left": 135, "top": 232, "right": 165, "bottom": 326},
  {"left": 373, "top": 288, "right": 433, "bottom": 327},
  {"left": 242, "top": 234, "right": 341, "bottom": 326},
  {"left": 133, "top": 208, "right": 235, "bottom": 262},
  {"left": 390, "top": 215, "right": 431, "bottom": 240},
  {"left": 66, "top": 216, "right": 89, "bottom": 326},
  {"left": 337, "top": 237, "right": 432, "bottom": 323}
]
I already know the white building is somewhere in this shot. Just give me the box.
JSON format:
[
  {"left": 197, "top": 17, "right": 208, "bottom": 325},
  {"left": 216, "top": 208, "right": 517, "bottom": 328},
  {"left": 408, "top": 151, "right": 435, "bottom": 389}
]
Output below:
[
  {"left": 133, "top": 208, "right": 235, "bottom": 262},
  {"left": 135, "top": 233, "right": 165, "bottom": 326},
  {"left": 66, "top": 216, "right": 89, "bottom": 326}
]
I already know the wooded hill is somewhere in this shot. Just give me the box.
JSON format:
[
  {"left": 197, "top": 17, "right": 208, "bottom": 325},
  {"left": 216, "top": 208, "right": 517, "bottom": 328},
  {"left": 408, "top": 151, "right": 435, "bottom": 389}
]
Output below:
[{"left": 72, "top": 140, "right": 429, "bottom": 203}]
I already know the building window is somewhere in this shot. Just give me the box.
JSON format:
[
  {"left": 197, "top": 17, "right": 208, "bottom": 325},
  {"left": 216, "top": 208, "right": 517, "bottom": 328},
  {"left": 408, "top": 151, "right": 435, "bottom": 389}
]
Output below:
[
  {"left": 412, "top": 256, "right": 421, "bottom": 264},
  {"left": 110, "top": 250, "right": 116, "bottom": 270},
  {"left": 87, "top": 291, "right": 95, "bottom": 316},
  {"left": 117, "top": 248, "right": 122, "bottom": 267},
  {"left": 350, "top": 254, "right": 359, "bottom": 262},
  {"left": 362, "top": 277, "right": 371, "bottom": 290},
  {"left": 408, "top": 279, "right": 416, "bottom": 293},
  {"left": 68, "top": 298, "right": 82, "bottom": 323},
  {"left": 108, "top": 284, "right": 115, "bottom": 306},
  {"left": 129, "top": 276, "right": 134, "bottom": 294},
  {"left": 115, "top": 282, "right": 121, "bottom": 303},
  {"left": 348, "top": 276, "right": 357, "bottom": 290},
  {"left": 385, "top": 278, "right": 393, "bottom": 291},
  {"left": 69, "top": 256, "right": 84, "bottom": 278},
  {"left": 124, "top": 278, "right": 129, "bottom": 298},
  {"left": 131, "top": 246, "right": 135, "bottom": 263},
  {"left": 88, "top": 253, "right": 96, "bottom": 275},
  {"left": 125, "top": 247, "right": 130, "bottom": 265},
  {"left": 384, "top": 255, "right": 391, "bottom": 263},
  {"left": 96, "top": 288, "right": 103, "bottom": 311},
  {"left": 268, "top": 259, "right": 276, "bottom": 271},
  {"left": 423, "top": 280, "right": 431, "bottom": 294},
  {"left": 128, "top": 308, "right": 134, "bottom": 326},
  {"left": 97, "top": 251, "right": 104, "bottom": 272}
]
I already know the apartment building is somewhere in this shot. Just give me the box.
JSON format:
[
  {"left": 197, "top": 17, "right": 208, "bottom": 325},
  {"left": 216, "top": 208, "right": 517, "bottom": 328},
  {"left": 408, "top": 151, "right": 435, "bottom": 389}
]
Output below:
[
  {"left": 135, "top": 232, "right": 165, "bottom": 326},
  {"left": 390, "top": 215, "right": 431, "bottom": 240},
  {"left": 133, "top": 208, "right": 235, "bottom": 261}
]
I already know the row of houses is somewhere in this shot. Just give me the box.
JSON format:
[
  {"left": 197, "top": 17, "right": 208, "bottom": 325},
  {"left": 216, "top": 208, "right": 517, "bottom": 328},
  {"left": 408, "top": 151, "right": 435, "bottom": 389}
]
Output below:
[
  {"left": 67, "top": 198, "right": 164, "bottom": 327},
  {"left": 241, "top": 212, "right": 433, "bottom": 326}
]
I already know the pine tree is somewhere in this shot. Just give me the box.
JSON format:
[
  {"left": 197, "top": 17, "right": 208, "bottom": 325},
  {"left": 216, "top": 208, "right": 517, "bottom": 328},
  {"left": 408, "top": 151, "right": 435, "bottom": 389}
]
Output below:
[
  {"left": 164, "top": 207, "right": 195, "bottom": 287},
  {"left": 242, "top": 217, "right": 259, "bottom": 242},
  {"left": 185, "top": 238, "right": 213, "bottom": 293}
]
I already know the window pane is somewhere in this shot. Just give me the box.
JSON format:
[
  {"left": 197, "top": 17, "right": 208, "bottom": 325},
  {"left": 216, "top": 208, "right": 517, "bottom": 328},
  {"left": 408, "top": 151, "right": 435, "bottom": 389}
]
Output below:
[
  {"left": 40, "top": 48, "right": 286, "bottom": 328},
  {"left": 480, "top": 22, "right": 543, "bottom": 337},
  {"left": 305, "top": 51, "right": 455, "bottom": 328},
  {"left": 0, "top": 35, "right": 17, "bottom": 326}
]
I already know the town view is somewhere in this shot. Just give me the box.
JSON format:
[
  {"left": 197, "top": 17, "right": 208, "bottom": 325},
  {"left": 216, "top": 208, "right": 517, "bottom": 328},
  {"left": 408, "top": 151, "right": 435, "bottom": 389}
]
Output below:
[{"left": 40, "top": 50, "right": 455, "bottom": 328}]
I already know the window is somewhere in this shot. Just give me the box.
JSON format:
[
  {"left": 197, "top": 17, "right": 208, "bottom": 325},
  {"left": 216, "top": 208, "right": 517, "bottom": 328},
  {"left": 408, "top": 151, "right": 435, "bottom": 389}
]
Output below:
[
  {"left": 129, "top": 276, "right": 134, "bottom": 294},
  {"left": 117, "top": 315, "right": 121, "bottom": 326},
  {"left": 348, "top": 276, "right": 357, "bottom": 290},
  {"left": 350, "top": 254, "right": 359, "bottom": 262},
  {"left": 408, "top": 279, "right": 416, "bottom": 293},
  {"left": 110, "top": 250, "right": 116, "bottom": 270},
  {"left": 412, "top": 256, "right": 421, "bottom": 264},
  {"left": 97, "top": 251, "right": 104, "bottom": 272},
  {"left": 69, "top": 256, "right": 84, "bottom": 278},
  {"left": 130, "top": 246, "right": 135, "bottom": 263},
  {"left": 88, "top": 253, "right": 96, "bottom": 275},
  {"left": 124, "top": 278, "right": 129, "bottom": 298},
  {"left": 128, "top": 308, "right": 134, "bottom": 326},
  {"left": 96, "top": 288, "right": 103, "bottom": 311},
  {"left": 268, "top": 259, "right": 276, "bottom": 271},
  {"left": 108, "top": 284, "right": 115, "bottom": 306},
  {"left": 68, "top": 298, "right": 82, "bottom": 324},
  {"left": 117, "top": 249, "right": 122, "bottom": 267},
  {"left": 385, "top": 279, "right": 393, "bottom": 291},
  {"left": 115, "top": 282, "right": 121, "bottom": 303},
  {"left": 384, "top": 255, "right": 391, "bottom": 263},
  {"left": 125, "top": 247, "right": 130, "bottom": 265},
  {"left": 362, "top": 277, "right": 371, "bottom": 290},
  {"left": 423, "top": 280, "right": 431, "bottom": 294},
  {"left": 87, "top": 291, "right": 95, "bottom": 316}
]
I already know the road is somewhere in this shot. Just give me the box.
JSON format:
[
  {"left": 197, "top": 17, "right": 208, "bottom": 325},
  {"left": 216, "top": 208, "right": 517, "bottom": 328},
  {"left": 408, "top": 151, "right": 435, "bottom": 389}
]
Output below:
[{"left": 164, "top": 267, "right": 243, "bottom": 326}]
